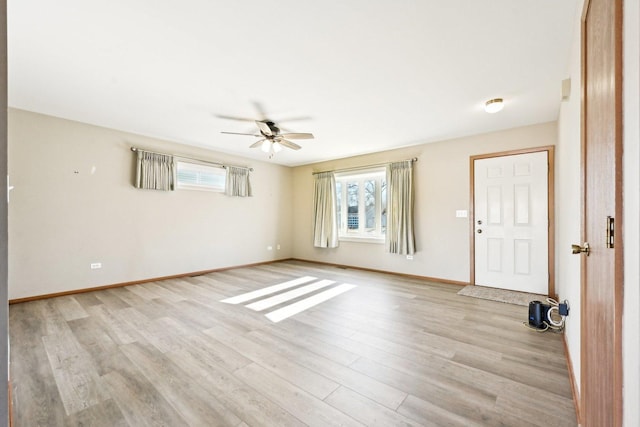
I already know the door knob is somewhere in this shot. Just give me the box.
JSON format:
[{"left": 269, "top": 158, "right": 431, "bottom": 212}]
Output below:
[
  {"left": 477, "top": 229, "right": 482, "bottom": 234},
  {"left": 571, "top": 242, "right": 590, "bottom": 256}
]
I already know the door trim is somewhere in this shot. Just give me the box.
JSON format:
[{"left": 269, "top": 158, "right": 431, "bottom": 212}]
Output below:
[{"left": 469, "top": 146, "right": 555, "bottom": 297}]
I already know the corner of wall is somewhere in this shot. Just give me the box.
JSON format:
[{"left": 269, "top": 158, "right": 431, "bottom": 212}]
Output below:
[{"left": 554, "top": 0, "right": 584, "bottom": 412}]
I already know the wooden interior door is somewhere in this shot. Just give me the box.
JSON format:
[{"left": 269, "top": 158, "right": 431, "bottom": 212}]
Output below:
[
  {"left": 473, "top": 151, "right": 549, "bottom": 294},
  {"left": 581, "top": 0, "right": 624, "bottom": 425}
]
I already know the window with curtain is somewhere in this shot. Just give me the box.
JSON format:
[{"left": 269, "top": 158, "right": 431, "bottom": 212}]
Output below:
[
  {"left": 135, "top": 150, "right": 175, "bottom": 191},
  {"left": 225, "top": 166, "right": 253, "bottom": 197},
  {"left": 386, "top": 160, "right": 415, "bottom": 254},
  {"left": 313, "top": 172, "right": 339, "bottom": 248}
]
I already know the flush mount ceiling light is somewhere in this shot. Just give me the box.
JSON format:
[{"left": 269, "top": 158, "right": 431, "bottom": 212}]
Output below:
[{"left": 484, "top": 98, "right": 504, "bottom": 113}]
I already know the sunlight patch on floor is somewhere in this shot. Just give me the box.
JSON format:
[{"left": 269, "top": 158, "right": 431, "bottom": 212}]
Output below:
[{"left": 221, "top": 277, "right": 357, "bottom": 323}]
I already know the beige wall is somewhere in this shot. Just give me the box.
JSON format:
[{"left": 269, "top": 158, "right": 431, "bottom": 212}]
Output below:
[
  {"left": 291, "top": 122, "right": 557, "bottom": 282},
  {"left": 8, "top": 111, "right": 556, "bottom": 299},
  {"left": 8, "top": 109, "right": 293, "bottom": 300}
]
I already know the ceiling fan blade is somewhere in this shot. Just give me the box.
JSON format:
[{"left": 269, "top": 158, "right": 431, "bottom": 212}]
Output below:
[
  {"left": 278, "top": 139, "right": 302, "bottom": 150},
  {"left": 221, "top": 131, "right": 262, "bottom": 137},
  {"left": 253, "top": 101, "right": 269, "bottom": 121},
  {"left": 276, "top": 116, "right": 312, "bottom": 123},
  {"left": 249, "top": 139, "right": 266, "bottom": 149},
  {"left": 252, "top": 101, "right": 269, "bottom": 121},
  {"left": 215, "top": 114, "right": 258, "bottom": 122},
  {"left": 256, "top": 120, "right": 273, "bottom": 136},
  {"left": 280, "top": 133, "right": 314, "bottom": 140}
]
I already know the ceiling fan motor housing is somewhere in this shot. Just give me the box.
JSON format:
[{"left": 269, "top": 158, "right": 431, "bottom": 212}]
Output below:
[{"left": 263, "top": 121, "right": 279, "bottom": 136}]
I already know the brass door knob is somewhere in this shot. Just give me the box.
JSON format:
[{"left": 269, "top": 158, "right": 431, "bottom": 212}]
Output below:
[{"left": 571, "top": 242, "right": 590, "bottom": 256}]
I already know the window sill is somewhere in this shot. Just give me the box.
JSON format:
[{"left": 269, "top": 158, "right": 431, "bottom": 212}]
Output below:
[
  {"left": 177, "top": 185, "right": 224, "bottom": 192},
  {"left": 339, "top": 236, "right": 385, "bottom": 244}
]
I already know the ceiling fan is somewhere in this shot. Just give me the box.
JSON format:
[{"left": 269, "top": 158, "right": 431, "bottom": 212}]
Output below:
[{"left": 217, "top": 104, "right": 314, "bottom": 157}]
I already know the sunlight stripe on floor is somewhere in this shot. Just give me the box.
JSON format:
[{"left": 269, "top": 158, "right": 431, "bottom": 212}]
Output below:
[
  {"left": 220, "top": 276, "right": 317, "bottom": 304},
  {"left": 265, "top": 283, "right": 357, "bottom": 323},
  {"left": 245, "top": 279, "right": 336, "bottom": 311}
]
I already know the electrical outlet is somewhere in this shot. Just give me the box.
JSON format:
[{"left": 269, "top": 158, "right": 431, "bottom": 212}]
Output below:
[
  {"left": 90, "top": 262, "right": 102, "bottom": 269},
  {"left": 276, "top": 244, "right": 281, "bottom": 250},
  {"left": 406, "top": 255, "right": 413, "bottom": 260}
]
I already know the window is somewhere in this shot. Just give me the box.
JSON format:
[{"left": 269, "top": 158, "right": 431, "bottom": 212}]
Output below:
[
  {"left": 176, "top": 160, "right": 226, "bottom": 192},
  {"left": 335, "top": 168, "right": 386, "bottom": 241}
]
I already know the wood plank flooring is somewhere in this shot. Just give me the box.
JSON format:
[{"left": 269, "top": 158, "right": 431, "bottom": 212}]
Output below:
[{"left": 9, "top": 260, "right": 577, "bottom": 426}]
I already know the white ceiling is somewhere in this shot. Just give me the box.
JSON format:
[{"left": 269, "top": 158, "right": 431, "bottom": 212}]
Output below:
[{"left": 8, "top": 0, "right": 580, "bottom": 166}]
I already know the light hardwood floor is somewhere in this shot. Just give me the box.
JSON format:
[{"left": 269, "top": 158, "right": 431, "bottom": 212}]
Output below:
[{"left": 9, "top": 260, "right": 577, "bottom": 426}]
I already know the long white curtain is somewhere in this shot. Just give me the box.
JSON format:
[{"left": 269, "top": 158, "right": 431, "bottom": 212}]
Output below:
[
  {"left": 225, "top": 166, "right": 253, "bottom": 197},
  {"left": 135, "top": 150, "right": 175, "bottom": 191},
  {"left": 387, "top": 160, "right": 415, "bottom": 254},
  {"left": 313, "top": 172, "right": 339, "bottom": 248}
]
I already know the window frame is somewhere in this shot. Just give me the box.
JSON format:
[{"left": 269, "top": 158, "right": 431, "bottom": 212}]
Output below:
[
  {"left": 175, "top": 160, "right": 226, "bottom": 192},
  {"left": 335, "top": 167, "right": 387, "bottom": 243}
]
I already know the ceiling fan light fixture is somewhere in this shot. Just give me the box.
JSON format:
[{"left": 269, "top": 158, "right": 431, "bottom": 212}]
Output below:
[
  {"left": 485, "top": 98, "right": 504, "bottom": 113},
  {"left": 219, "top": 110, "right": 313, "bottom": 156}
]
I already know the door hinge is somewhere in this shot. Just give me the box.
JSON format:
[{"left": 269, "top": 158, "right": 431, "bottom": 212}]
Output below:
[{"left": 606, "top": 216, "right": 614, "bottom": 248}]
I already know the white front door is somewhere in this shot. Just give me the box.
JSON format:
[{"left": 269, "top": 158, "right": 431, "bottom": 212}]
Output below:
[{"left": 474, "top": 151, "right": 549, "bottom": 294}]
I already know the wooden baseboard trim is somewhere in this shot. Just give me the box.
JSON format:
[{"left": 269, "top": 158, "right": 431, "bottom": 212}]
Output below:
[
  {"left": 563, "top": 334, "right": 581, "bottom": 425},
  {"left": 9, "top": 258, "right": 468, "bottom": 304},
  {"left": 8, "top": 258, "right": 294, "bottom": 304},
  {"left": 289, "top": 258, "right": 469, "bottom": 287}
]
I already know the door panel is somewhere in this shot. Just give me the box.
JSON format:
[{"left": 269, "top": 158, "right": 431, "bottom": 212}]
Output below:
[
  {"left": 581, "top": 0, "right": 623, "bottom": 425},
  {"left": 514, "top": 184, "right": 530, "bottom": 224},
  {"left": 474, "top": 151, "right": 548, "bottom": 294},
  {"left": 514, "top": 239, "right": 531, "bottom": 275}
]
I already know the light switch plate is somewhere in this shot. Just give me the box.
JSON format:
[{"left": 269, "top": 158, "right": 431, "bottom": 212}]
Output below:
[{"left": 456, "top": 210, "right": 468, "bottom": 218}]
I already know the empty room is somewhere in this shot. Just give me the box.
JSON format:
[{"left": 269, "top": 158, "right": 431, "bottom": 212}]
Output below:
[{"left": 2, "top": 0, "right": 639, "bottom": 426}]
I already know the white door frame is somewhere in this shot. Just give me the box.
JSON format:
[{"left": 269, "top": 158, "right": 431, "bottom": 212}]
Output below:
[{"left": 469, "top": 146, "right": 556, "bottom": 297}]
